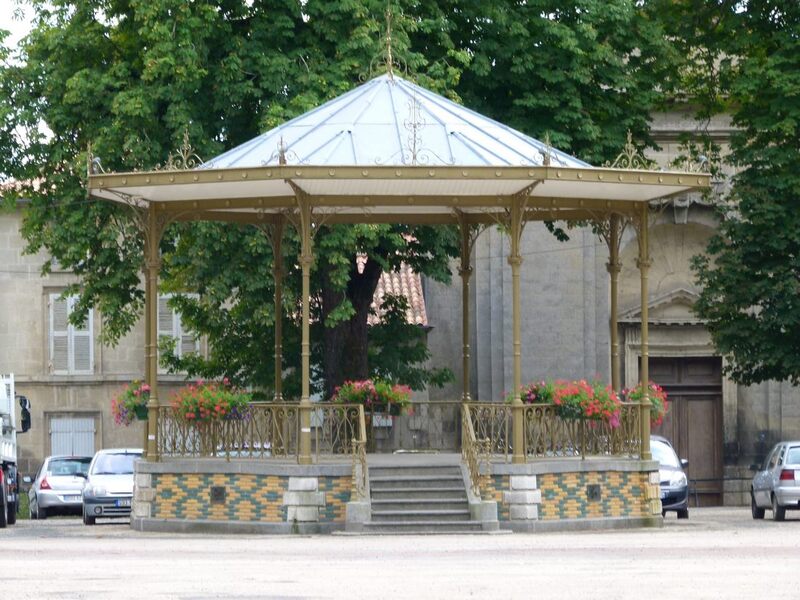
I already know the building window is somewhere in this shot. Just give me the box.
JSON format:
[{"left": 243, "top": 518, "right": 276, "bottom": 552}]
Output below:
[
  {"left": 158, "top": 294, "right": 200, "bottom": 365},
  {"left": 49, "top": 294, "right": 93, "bottom": 374}
]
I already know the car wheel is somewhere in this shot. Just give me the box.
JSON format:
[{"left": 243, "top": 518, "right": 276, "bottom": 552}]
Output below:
[
  {"left": 7, "top": 500, "right": 17, "bottom": 525},
  {"left": 661, "top": 509, "right": 666, "bottom": 517},
  {"left": 677, "top": 509, "right": 689, "bottom": 519},
  {"left": 83, "top": 509, "right": 96, "bottom": 526},
  {"left": 772, "top": 494, "right": 786, "bottom": 522},
  {"left": 36, "top": 504, "right": 47, "bottom": 520},
  {"left": 751, "top": 492, "right": 765, "bottom": 519}
]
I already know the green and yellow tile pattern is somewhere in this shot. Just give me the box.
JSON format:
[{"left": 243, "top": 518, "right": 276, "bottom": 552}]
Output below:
[{"left": 538, "top": 471, "right": 652, "bottom": 520}]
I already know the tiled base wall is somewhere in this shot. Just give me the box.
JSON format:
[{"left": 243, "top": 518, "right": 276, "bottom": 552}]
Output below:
[
  {"left": 486, "top": 460, "right": 662, "bottom": 529},
  {"left": 132, "top": 461, "right": 353, "bottom": 532}
]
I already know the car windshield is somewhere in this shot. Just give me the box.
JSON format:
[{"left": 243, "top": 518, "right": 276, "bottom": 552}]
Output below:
[
  {"left": 47, "top": 458, "right": 91, "bottom": 477},
  {"left": 651, "top": 440, "right": 681, "bottom": 468},
  {"left": 91, "top": 453, "right": 141, "bottom": 475},
  {"left": 786, "top": 447, "right": 800, "bottom": 465}
]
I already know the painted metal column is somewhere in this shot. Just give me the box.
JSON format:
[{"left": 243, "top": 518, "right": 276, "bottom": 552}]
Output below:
[
  {"left": 637, "top": 203, "right": 652, "bottom": 460},
  {"left": 509, "top": 197, "right": 525, "bottom": 464},
  {"left": 607, "top": 214, "right": 622, "bottom": 391},
  {"left": 457, "top": 217, "right": 473, "bottom": 402},
  {"left": 145, "top": 206, "right": 161, "bottom": 460},
  {"left": 271, "top": 216, "right": 285, "bottom": 401},
  {"left": 297, "top": 198, "right": 313, "bottom": 465}
]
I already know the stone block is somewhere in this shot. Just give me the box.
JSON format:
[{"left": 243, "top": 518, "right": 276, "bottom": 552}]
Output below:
[
  {"left": 134, "top": 488, "right": 156, "bottom": 503},
  {"left": 503, "top": 490, "right": 542, "bottom": 505},
  {"left": 131, "top": 500, "right": 151, "bottom": 519},
  {"left": 135, "top": 473, "right": 152, "bottom": 489},
  {"left": 649, "top": 471, "right": 659, "bottom": 485},
  {"left": 286, "top": 506, "right": 319, "bottom": 522},
  {"left": 282, "top": 491, "right": 325, "bottom": 507},
  {"left": 288, "top": 477, "right": 318, "bottom": 492},
  {"left": 510, "top": 475, "right": 537, "bottom": 490},
  {"left": 509, "top": 504, "right": 538, "bottom": 520}
]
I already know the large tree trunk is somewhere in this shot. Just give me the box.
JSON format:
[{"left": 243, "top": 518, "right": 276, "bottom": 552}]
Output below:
[{"left": 321, "top": 256, "right": 383, "bottom": 399}]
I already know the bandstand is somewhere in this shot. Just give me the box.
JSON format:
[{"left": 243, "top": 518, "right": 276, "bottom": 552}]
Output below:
[{"left": 88, "top": 71, "right": 709, "bottom": 533}]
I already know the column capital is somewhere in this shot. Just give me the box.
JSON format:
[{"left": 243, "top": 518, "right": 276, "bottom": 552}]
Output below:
[
  {"left": 299, "top": 254, "right": 314, "bottom": 268},
  {"left": 458, "top": 266, "right": 473, "bottom": 278},
  {"left": 146, "top": 257, "right": 162, "bottom": 271},
  {"left": 507, "top": 255, "right": 523, "bottom": 267},
  {"left": 606, "top": 260, "right": 622, "bottom": 274},
  {"left": 635, "top": 258, "right": 653, "bottom": 270}
]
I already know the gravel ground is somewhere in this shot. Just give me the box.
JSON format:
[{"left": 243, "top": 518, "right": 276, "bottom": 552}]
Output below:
[{"left": 1, "top": 507, "right": 799, "bottom": 599}]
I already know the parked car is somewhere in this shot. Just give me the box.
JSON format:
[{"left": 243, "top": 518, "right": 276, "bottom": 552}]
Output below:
[
  {"left": 28, "top": 455, "right": 92, "bottom": 519},
  {"left": 651, "top": 435, "right": 689, "bottom": 519},
  {"left": 82, "top": 448, "right": 142, "bottom": 525},
  {"left": 750, "top": 441, "right": 800, "bottom": 521}
]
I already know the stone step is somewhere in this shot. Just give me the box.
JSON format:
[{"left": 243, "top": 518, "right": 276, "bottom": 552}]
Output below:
[
  {"left": 371, "top": 509, "right": 472, "bottom": 522},
  {"left": 370, "top": 475, "right": 464, "bottom": 490},
  {"left": 369, "top": 466, "right": 462, "bottom": 477},
  {"left": 363, "top": 520, "right": 484, "bottom": 534},
  {"left": 371, "top": 498, "right": 469, "bottom": 512},
  {"left": 371, "top": 487, "right": 467, "bottom": 500}
]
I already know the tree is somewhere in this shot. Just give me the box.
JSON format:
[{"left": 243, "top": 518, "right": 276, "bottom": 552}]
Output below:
[
  {"left": 691, "top": 1, "right": 800, "bottom": 384},
  {"left": 0, "top": 0, "right": 680, "bottom": 396}
]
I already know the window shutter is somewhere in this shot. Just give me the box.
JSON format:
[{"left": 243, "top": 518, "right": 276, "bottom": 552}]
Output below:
[
  {"left": 50, "top": 295, "right": 69, "bottom": 373},
  {"left": 71, "top": 300, "right": 93, "bottom": 373},
  {"left": 158, "top": 295, "right": 175, "bottom": 341}
]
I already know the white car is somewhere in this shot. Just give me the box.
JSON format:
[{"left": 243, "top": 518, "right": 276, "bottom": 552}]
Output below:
[
  {"left": 751, "top": 441, "right": 800, "bottom": 521},
  {"left": 28, "top": 455, "right": 92, "bottom": 518},
  {"left": 82, "top": 448, "right": 142, "bottom": 525}
]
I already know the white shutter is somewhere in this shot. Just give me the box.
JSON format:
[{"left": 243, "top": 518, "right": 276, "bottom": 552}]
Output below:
[
  {"left": 50, "top": 295, "right": 69, "bottom": 373},
  {"left": 71, "top": 300, "right": 93, "bottom": 373},
  {"left": 158, "top": 295, "right": 175, "bottom": 340},
  {"left": 50, "top": 416, "right": 95, "bottom": 455}
]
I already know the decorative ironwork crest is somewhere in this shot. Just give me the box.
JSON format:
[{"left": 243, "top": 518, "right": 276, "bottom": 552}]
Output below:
[
  {"left": 604, "top": 131, "right": 659, "bottom": 170},
  {"left": 154, "top": 129, "right": 204, "bottom": 171}
]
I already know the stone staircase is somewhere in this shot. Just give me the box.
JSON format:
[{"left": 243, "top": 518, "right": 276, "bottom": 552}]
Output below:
[{"left": 364, "top": 463, "right": 484, "bottom": 534}]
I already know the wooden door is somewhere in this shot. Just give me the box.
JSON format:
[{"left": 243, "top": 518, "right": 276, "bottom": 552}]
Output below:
[{"left": 647, "top": 356, "right": 723, "bottom": 507}]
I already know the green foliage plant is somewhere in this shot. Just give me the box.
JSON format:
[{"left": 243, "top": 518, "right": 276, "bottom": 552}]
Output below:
[{"left": 111, "top": 380, "right": 149, "bottom": 426}]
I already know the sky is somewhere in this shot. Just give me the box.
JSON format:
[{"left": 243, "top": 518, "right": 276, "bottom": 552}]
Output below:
[{"left": 0, "top": 0, "right": 33, "bottom": 49}]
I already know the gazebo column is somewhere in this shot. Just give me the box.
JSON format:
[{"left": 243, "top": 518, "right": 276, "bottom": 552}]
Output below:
[
  {"left": 270, "top": 216, "right": 286, "bottom": 401},
  {"left": 144, "top": 206, "right": 162, "bottom": 460},
  {"left": 296, "top": 196, "right": 314, "bottom": 465},
  {"left": 636, "top": 203, "right": 652, "bottom": 460},
  {"left": 607, "top": 214, "right": 622, "bottom": 391},
  {"left": 509, "top": 197, "right": 525, "bottom": 464},
  {"left": 456, "top": 213, "right": 473, "bottom": 402}
]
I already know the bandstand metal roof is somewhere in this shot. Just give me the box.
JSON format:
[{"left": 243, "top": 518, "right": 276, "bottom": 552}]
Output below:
[{"left": 88, "top": 74, "right": 710, "bottom": 223}]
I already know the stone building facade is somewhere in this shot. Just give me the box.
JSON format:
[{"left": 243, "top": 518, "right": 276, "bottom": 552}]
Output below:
[{"left": 425, "top": 110, "right": 800, "bottom": 506}]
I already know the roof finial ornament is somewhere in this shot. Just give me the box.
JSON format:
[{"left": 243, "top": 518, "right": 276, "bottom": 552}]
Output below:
[
  {"left": 384, "top": 3, "right": 394, "bottom": 81},
  {"left": 542, "top": 132, "right": 552, "bottom": 167},
  {"left": 278, "top": 136, "right": 288, "bottom": 166},
  {"left": 362, "top": 1, "right": 407, "bottom": 82}
]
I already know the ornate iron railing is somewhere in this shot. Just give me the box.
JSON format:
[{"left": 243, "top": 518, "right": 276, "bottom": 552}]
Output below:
[
  {"left": 461, "top": 404, "right": 491, "bottom": 498},
  {"left": 523, "top": 402, "right": 642, "bottom": 458},
  {"left": 464, "top": 401, "right": 642, "bottom": 461},
  {"left": 363, "top": 400, "right": 462, "bottom": 452},
  {"left": 156, "top": 402, "right": 370, "bottom": 461}
]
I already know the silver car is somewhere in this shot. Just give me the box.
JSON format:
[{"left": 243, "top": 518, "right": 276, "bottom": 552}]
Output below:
[
  {"left": 28, "top": 456, "right": 92, "bottom": 519},
  {"left": 751, "top": 441, "right": 800, "bottom": 521},
  {"left": 82, "top": 448, "right": 142, "bottom": 525}
]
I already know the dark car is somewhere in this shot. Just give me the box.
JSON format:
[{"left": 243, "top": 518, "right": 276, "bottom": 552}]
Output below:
[
  {"left": 651, "top": 435, "right": 689, "bottom": 519},
  {"left": 751, "top": 441, "right": 800, "bottom": 521}
]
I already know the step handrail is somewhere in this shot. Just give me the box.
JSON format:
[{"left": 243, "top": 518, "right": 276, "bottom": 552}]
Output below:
[
  {"left": 351, "top": 404, "right": 369, "bottom": 501},
  {"left": 461, "top": 403, "right": 490, "bottom": 498}
]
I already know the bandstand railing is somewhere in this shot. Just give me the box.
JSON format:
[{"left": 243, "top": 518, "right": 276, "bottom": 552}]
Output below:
[{"left": 463, "top": 402, "right": 643, "bottom": 461}]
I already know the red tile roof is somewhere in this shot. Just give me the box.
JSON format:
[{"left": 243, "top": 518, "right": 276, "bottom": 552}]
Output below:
[{"left": 368, "top": 262, "right": 428, "bottom": 327}]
